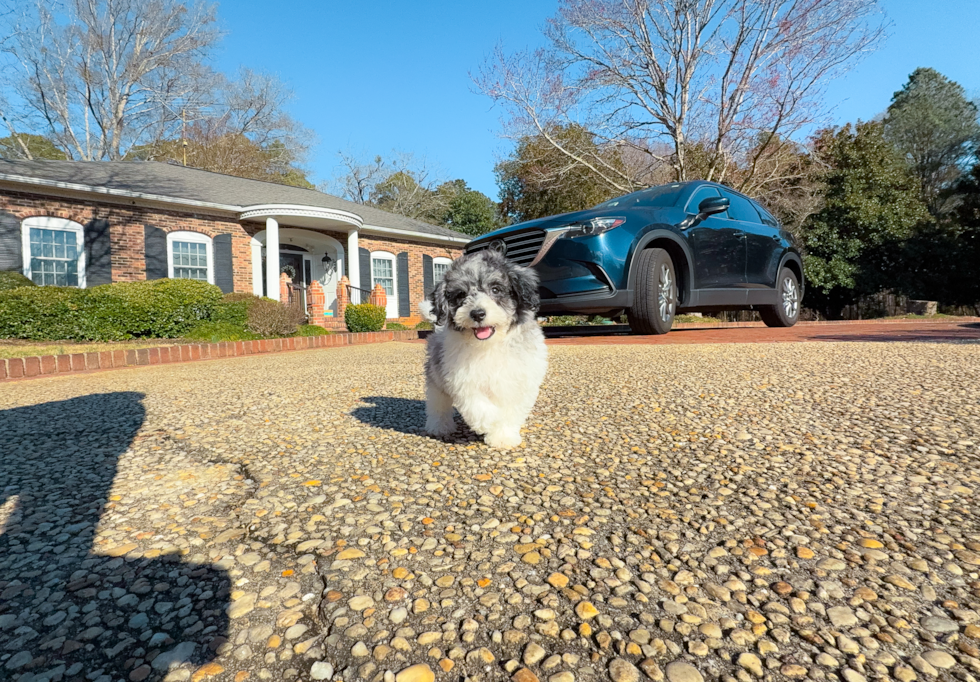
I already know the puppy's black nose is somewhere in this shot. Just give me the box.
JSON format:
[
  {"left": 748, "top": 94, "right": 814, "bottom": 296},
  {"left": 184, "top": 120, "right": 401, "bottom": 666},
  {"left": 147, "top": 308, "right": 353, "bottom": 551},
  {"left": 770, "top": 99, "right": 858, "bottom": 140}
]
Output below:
[{"left": 470, "top": 308, "right": 486, "bottom": 323}]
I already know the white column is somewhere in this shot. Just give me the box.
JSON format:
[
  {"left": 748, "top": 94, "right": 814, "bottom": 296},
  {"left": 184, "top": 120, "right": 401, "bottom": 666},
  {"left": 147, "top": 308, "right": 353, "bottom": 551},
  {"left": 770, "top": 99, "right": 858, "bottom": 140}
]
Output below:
[
  {"left": 347, "top": 228, "right": 360, "bottom": 293},
  {"left": 251, "top": 238, "right": 263, "bottom": 296},
  {"left": 265, "top": 217, "right": 280, "bottom": 301}
]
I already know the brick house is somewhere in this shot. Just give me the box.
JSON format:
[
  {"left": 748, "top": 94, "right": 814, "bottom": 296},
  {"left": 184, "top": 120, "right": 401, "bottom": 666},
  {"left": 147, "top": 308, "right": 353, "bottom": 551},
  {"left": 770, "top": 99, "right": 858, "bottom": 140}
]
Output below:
[{"left": 0, "top": 159, "right": 469, "bottom": 328}]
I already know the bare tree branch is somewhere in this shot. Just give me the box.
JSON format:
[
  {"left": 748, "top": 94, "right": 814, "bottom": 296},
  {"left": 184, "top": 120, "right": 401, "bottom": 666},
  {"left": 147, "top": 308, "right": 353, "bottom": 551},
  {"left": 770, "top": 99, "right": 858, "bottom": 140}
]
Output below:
[
  {"left": 476, "top": 0, "right": 887, "bottom": 198},
  {"left": 1, "top": 0, "right": 221, "bottom": 160}
]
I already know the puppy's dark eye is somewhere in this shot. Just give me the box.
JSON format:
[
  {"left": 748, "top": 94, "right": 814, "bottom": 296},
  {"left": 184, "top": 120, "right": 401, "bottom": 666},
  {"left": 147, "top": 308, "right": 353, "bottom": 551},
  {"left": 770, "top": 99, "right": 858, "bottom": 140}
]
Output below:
[{"left": 490, "top": 285, "right": 502, "bottom": 296}]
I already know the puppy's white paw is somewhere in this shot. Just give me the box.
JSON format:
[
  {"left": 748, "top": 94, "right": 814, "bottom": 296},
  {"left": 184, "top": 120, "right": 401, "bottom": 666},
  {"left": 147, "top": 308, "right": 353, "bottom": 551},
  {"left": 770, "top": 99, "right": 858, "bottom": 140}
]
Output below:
[
  {"left": 425, "top": 417, "right": 456, "bottom": 437},
  {"left": 485, "top": 429, "right": 523, "bottom": 449}
]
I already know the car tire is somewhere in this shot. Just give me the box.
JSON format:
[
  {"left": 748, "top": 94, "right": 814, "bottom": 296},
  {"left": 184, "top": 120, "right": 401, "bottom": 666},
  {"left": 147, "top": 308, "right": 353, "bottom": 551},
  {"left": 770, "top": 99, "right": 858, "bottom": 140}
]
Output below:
[
  {"left": 760, "top": 267, "right": 801, "bottom": 327},
  {"left": 628, "top": 248, "right": 676, "bottom": 335}
]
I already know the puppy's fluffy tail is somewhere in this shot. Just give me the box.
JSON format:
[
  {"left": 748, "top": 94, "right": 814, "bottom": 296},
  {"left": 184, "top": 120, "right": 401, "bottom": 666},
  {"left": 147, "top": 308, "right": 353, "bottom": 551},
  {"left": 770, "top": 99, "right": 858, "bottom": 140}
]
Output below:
[{"left": 419, "top": 299, "right": 436, "bottom": 322}]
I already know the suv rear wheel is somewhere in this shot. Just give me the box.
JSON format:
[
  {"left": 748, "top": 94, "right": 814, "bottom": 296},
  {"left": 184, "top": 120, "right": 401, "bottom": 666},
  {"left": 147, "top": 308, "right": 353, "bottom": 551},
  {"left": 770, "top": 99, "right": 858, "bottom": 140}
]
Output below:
[
  {"left": 760, "top": 267, "right": 800, "bottom": 327},
  {"left": 628, "top": 248, "right": 676, "bottom": 335}
]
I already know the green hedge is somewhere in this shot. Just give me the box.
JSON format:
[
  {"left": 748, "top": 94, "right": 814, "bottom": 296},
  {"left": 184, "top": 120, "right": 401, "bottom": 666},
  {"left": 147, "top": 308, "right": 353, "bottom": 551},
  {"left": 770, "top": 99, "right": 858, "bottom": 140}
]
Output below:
[
  {"left": 211, "top": 292, "right": 260, "bottom": 326},
  {"left": 294, "top": 324, "right": 331, "bottom": 337},
  {"left": 184, "top": 321, "right": 261, "bottom": 342},
  {"left": 344, "top": 303, "right": 387, "bottom": 332},
  {"left": 0, "top": 271, "right": 36, "bottom": 291},
  {"left": 0, "top": 279, "right": 223, "bottom": 341}
]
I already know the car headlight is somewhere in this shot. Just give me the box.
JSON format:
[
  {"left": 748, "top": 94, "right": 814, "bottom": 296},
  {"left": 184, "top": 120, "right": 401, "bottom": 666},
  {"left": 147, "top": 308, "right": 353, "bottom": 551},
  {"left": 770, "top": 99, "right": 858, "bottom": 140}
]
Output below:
[{"left": 562, "top": 217, "right": 626, "bottom": 238}]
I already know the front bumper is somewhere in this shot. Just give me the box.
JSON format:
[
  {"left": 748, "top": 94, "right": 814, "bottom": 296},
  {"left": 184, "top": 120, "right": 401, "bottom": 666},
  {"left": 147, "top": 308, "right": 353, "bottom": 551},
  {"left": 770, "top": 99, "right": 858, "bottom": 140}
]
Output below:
[{"left": 533, "top": 228, "right": 631, "bottom": 314}]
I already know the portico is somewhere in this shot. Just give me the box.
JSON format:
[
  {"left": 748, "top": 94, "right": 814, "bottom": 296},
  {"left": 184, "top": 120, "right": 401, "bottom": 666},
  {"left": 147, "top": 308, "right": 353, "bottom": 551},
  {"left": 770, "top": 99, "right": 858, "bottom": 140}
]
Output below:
[{"left": 239, "top": 204, "right": 363, "bottom": 303}]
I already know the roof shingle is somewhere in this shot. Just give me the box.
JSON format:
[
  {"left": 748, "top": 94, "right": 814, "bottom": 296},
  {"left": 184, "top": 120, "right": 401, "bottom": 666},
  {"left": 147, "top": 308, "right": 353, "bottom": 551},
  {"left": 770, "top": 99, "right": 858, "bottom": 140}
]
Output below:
[{"left": 0, "top": 159, "right": 469, "bottom": 240}]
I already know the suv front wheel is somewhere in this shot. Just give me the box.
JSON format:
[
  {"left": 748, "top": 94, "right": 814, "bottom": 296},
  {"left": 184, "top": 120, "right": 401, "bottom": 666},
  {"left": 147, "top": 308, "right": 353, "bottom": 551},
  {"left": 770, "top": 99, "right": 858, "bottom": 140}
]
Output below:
[
  {"left": 628, "top": 248, "right": 676, "bottom": 335},
  {"left": 760, "top": 267, "right": 800, "bottom": 327}
]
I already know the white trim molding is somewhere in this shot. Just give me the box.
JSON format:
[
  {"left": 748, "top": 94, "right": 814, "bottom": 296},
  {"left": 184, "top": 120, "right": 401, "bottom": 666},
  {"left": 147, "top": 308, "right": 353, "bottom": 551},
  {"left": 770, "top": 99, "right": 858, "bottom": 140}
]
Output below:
[
  {"left": 21, "top": 216, "right": 86, "bottom": 287},
  {"left": 239, "top": 204, "right": 363, "bottom": 229},
  {"left": 167, "top": 231, "right": 214, "bottom": 284},
  {"left": 360, "top": 223, "right": 470, "bottom": 245}
]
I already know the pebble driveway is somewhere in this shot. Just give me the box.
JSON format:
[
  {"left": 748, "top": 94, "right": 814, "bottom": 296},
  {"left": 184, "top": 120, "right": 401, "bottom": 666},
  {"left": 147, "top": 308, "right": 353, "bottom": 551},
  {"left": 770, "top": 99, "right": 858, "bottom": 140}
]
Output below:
[{"left": 1, "top": 339, "right": 978, "bottom": 682}]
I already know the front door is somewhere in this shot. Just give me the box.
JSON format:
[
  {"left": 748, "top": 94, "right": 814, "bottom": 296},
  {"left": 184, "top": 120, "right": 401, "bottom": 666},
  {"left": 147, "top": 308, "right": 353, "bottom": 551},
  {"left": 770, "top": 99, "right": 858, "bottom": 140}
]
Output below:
[
  {"left": 683, "top": 186, "right": 745, "bottom": 289},
  {"left": 721, "top": 190, "right": 779, "bottom": 288},
  {"left": 279, "top": 252, "right": 308, "bottom": 307}
]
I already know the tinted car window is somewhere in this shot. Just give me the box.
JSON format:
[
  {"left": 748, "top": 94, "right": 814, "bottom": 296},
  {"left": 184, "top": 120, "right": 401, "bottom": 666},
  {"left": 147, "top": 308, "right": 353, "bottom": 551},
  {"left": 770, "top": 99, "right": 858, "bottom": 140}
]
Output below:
[
  {"left": 594, "top": 183, "right": 684, "bottom": 210},
  {"left": 685, "top": 186, "right": 725, "bottom": 216},
  {"left": 722, "top": 191, "right": 761, "bottom": 223},
  {"left": 755, "top": 203, "right": 779, "bottom": 228}
]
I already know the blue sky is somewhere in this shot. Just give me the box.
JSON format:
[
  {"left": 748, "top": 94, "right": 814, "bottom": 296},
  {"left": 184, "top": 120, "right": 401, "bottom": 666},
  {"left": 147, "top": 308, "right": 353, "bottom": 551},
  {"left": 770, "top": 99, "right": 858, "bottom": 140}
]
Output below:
[{"left": 215, "top": 0, "right": 980, "bottom": 199}]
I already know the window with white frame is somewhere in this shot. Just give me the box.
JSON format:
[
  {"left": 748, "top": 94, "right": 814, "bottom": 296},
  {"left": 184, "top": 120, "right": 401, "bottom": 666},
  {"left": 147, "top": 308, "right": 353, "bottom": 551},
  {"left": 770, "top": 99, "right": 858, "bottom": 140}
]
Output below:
[
  {"left": 21, "top": 217, "right": 86, "bottom": 287},
  {"left": 371, "top": 252, "right": 395, "bottom": 296},
  {"left": 432, "top": 257, "right": 452, "bottom": 284},
  {"left": 167, "top": 231, "right": 213, "bottom": 283}
]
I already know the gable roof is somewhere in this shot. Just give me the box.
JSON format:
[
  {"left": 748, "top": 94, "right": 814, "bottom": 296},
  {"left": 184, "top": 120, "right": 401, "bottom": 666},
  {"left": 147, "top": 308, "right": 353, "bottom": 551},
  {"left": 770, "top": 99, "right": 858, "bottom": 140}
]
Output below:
[{"left": 0, "top": 159, "right": 470, "bottom": 242}]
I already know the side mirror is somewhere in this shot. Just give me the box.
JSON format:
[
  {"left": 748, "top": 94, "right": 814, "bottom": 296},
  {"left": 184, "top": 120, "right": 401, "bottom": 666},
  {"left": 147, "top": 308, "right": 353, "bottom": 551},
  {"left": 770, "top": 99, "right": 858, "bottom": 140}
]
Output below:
[{"left": 697, "top": 196, "right": 729, "bottom": 218}]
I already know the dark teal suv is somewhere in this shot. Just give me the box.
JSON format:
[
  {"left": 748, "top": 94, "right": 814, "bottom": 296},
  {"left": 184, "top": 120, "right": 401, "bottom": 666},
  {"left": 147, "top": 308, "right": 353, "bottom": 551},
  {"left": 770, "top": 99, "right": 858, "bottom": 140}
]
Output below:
[{"left": 466, "top": 181, "right": 804, "bottom": 334}]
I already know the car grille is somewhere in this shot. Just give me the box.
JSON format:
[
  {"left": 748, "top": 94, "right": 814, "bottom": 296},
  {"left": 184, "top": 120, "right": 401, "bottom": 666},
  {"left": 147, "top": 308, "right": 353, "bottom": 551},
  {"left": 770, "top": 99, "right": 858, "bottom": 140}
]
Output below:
[{"left": 465, "top": 229, "right": 546, "bottom": 267}]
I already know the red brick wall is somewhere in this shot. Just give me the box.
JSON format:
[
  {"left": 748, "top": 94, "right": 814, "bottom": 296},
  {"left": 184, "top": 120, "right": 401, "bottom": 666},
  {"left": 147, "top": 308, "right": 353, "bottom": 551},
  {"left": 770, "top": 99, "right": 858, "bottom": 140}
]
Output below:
[
  {"left": 358, "top": 235, "right": 463, "bottom": 324},
  {"left": 0, "top": 188, "right": 253, "bottom": 291},
  {"left": 1, "top": 188, "right": 466, "bottom": 315}
]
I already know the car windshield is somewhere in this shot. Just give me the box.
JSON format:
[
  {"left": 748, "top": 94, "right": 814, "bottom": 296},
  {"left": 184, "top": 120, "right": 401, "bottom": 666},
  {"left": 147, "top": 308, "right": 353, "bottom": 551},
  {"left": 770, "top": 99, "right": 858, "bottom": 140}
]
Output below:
[{"left": 593, "top": 184, "right": 684, "bottom": 210}]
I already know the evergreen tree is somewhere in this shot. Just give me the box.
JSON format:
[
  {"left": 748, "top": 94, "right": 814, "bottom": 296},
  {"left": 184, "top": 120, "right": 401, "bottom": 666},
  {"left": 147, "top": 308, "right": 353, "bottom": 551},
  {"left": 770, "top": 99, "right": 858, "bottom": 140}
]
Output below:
[
  {"left": 884, "top": 68, "right": 980, "bottom": 215},
  {"left": 800, "top": 122, "right": 930, "bottom": 318}
]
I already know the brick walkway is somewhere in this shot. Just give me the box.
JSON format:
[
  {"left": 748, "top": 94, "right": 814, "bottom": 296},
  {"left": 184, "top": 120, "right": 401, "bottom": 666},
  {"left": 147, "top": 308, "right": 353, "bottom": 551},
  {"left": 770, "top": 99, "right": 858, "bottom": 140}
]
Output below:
[{"left": 545, "top": 320, "right": 980, "bottom": 345}]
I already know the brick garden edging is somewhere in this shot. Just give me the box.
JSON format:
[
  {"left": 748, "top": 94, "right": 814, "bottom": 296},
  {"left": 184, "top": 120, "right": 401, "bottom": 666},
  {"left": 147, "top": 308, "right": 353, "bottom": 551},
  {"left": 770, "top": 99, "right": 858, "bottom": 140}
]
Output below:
[{"left": 0, "top": 330, "right": 420, "bottom": 382}]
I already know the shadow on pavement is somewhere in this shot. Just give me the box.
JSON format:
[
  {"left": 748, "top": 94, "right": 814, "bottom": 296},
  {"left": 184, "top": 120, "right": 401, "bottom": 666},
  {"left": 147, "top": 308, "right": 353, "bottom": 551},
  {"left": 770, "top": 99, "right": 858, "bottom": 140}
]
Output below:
[
  {"left": 0, "top": 392, "right": 230, "bottom": 681},
  {"left": 810, "top": 323, "right": 980, "bottom": 344},
  {"left": 350, "top": 396, "right": 481, "bottom": 443}
]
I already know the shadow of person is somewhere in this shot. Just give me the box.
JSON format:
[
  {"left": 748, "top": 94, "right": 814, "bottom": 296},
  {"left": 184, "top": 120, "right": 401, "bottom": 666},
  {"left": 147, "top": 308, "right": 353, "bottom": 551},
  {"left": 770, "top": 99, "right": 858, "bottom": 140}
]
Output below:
[
  {"left": 349, "top": 395, "right": 481, "bottom": 443},
  {"left": 0, "top": 392, "right": 229, "bottom": 681}
]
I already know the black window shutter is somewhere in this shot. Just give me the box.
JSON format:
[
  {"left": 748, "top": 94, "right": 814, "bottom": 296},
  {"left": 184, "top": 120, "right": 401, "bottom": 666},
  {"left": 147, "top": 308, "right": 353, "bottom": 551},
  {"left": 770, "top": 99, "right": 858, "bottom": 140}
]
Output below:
[
  {"left": 84, "top": 219, "right": 112, "bottom": 286},
  {"left": 0, "top": 211, "right": 22, "bottom": 273},
  {"left": 397, "top": 251, "right": 410, "bottom": 317},
  {"left": 359, "top": 247, "right": 371, "bottom": 292},
  {"left": 213, "top": 233, "right": 234, "bottom": 293},
  {"left": 144, "top": 225, "right": 168, "bottom": 280},
  {"left": 422, "top": 254, "right": 433, "bottom": 297}
]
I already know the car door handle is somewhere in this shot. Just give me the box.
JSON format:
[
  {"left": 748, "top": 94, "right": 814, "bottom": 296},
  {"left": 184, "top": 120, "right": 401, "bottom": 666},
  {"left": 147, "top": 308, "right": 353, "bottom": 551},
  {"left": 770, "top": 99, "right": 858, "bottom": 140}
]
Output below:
[
  {"left": 732, "top": 232, "right": 745, "bottom": 238},
  {"left": 771, "top": 235, "right": 780, "bottom": 241}
]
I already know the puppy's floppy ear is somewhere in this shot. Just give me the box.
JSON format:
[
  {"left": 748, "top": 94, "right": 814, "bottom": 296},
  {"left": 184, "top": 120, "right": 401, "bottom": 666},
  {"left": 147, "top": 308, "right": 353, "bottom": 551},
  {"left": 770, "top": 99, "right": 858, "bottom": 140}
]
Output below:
[
  {"left": 508, "top": 262, "right": 540, "bottom": 318},
  {"left": 422, "top": 280, "right": 450, "bottom": 326}
]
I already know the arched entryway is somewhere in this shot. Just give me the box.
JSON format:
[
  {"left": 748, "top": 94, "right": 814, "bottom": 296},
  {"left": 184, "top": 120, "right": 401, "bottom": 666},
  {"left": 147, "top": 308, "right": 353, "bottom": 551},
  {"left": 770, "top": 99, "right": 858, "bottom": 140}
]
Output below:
[{"left": 251, "top": 228, "right": 345, "bottom": 319}]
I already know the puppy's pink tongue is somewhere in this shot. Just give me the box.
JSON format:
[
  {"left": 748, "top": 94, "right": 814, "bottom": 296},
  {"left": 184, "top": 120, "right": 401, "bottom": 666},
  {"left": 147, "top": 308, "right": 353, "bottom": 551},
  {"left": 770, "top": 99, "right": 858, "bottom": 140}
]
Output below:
[{"left": 474, "top": 326, "right": 495, "bottom": 340}]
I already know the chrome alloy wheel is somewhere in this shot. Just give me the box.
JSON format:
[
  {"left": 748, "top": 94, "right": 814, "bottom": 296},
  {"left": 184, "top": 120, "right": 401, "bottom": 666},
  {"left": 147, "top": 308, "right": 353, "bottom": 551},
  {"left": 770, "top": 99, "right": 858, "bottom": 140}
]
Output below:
[
  {"left": 782, "top": 276, "right": 799, "bottom": 319},
  {"left": 658, "top": 264, "right": 675, "bottom": 322}
]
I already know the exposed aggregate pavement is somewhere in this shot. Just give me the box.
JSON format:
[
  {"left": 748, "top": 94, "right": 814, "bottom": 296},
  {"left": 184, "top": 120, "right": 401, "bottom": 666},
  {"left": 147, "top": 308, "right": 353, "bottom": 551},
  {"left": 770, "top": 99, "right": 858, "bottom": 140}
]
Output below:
[{"left": 1, "top": 340, "right": 979, "bottom": 682}]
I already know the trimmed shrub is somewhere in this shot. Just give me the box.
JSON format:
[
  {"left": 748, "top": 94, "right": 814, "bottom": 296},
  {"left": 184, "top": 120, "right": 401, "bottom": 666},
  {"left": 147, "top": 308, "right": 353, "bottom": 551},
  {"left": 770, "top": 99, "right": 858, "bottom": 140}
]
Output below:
[
  {"left": 0, "top": 278, "right": 222, "bottom": 341},
  {"left": 211, "top": 292, "right": 260, "bottom": 326},
  {"left": 184, "top": 321, "right": 260, "bottom": 342},
  {"left": 246, "top": 297, "right": 304, "bottom": 337},
  {"left": 0, "top": 271, "right": 36, "bottom": 291},
  {"left": 345, "top": 303, "right": 386, "bottom": 332},
  {"left": 385, "top": 322, "right": 409, "bottom": 331},
  {"left": 414, "top": 320, "right": 434, "bottom": 330},
  {"left": 294, "top": 324, "right": 331, "bottom": 337}
]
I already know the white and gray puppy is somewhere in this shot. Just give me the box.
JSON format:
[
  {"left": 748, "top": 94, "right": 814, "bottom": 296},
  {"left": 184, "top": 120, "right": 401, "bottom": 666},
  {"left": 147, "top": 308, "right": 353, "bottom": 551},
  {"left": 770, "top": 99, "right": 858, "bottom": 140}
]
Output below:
[{"left": 420, "top": 250, "right": 547, "bottom": 449}]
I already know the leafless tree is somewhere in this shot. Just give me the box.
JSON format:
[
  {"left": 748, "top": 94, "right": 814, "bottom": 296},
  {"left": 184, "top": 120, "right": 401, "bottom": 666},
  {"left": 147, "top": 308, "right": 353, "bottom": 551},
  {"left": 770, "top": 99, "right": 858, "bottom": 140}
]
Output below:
[
  {"left": 328, "top": 150, "right": 448, "bottom": 221},
  {"left": 330, "top": 150, "right": 389, "bottom": 204},
  {"left": 476, "top": 0, "right": 887, "bottom": 197},
  {"left": 139, "top": 67, "right": 314, "bottom": 178},
  {"left": 0, "top": 0, "right": 220, "bottom": 161}
]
